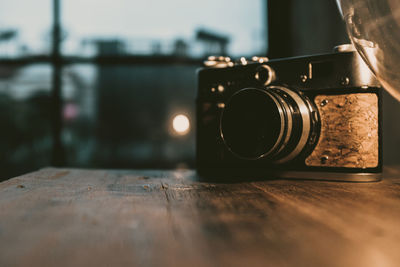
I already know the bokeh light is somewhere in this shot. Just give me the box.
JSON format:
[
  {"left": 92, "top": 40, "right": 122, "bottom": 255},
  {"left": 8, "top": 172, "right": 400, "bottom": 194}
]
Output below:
[{"left": 172, "top": 114, "right": 190, "bottom": 135}]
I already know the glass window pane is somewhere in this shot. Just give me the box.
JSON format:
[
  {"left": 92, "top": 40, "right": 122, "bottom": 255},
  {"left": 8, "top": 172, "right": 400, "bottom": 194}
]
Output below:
[
  {"left": 62, "top": 0, "right": 267, "bottom": 57},
  {"left": 62, "top": 63, "right": 197, "bottom": 168},
  {"left": 0, "top": 0, "right": 52, "bottom": 57},
  {"left": 0, "top": 64, "right": 52, "bottom": 180}
]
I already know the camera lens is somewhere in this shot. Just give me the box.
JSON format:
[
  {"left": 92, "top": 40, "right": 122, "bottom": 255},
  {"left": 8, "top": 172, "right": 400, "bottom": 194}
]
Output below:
[
  {"left": 220, "top": 87, "right": 315, "bottom": 163},
  {"left": 220, "top": 88, "right": 284, "bottom": 159}
]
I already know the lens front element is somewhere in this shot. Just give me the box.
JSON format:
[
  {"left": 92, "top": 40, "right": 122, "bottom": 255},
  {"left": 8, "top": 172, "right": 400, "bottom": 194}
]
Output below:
[{"left": 220, "top": 88, "right": 284, "bottom": 159}]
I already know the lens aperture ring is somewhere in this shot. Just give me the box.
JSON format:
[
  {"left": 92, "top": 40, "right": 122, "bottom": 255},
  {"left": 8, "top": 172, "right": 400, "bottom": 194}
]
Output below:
[
  {"left": 270, "top": 86, "right": 312, "bottom": 164},
  {"left": 257, "top": 90, "right": 289, "bottom": 159}
]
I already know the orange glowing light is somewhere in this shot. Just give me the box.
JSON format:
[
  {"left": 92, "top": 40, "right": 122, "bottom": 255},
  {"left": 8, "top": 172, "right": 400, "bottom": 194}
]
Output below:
[{"left": 172, "top": 114, "right": 190, "bottom": 135}]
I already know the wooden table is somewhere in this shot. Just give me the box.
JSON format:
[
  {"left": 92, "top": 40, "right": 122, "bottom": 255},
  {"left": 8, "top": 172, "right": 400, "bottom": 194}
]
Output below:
[{"left": 1, "top": 167, "right": 400, "bottom": 267}]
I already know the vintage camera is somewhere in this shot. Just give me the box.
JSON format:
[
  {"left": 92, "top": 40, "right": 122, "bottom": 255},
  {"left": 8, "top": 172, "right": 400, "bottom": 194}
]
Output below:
[{"left": 196, "top": 45, "right": 382, "bottom": 181}]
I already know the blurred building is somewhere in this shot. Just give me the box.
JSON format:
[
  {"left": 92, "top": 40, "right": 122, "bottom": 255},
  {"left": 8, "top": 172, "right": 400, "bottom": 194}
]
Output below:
[{"left": 77, "top": 40, "right": 197, "bottom": 169}]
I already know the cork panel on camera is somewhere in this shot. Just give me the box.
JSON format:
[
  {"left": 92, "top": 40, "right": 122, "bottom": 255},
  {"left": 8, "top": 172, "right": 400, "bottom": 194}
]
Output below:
[{"left": 305, "top": 93, "right": 379, "bottom": 168}]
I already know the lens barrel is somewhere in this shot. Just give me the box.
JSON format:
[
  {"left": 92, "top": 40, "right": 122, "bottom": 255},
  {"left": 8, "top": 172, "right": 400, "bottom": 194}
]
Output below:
[{"left": 220, "top": 87, "right": 315, "bottom": 163}]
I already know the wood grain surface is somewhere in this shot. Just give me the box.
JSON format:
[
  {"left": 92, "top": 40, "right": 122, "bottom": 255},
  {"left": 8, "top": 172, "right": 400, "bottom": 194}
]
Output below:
[{"left": 1, "top": 167, "right": 400, "bottom": 267}]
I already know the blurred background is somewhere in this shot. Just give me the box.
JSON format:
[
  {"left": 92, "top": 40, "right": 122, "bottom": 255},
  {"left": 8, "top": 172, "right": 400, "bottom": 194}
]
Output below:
[{"left": 0, "top": 0, "right": 398, "bottom": 181}]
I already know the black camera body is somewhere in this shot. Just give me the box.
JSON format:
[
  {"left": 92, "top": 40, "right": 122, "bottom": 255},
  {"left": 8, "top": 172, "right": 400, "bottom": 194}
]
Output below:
[{"left": 196, "top": 48, "right": 382, "bottom": 181}]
